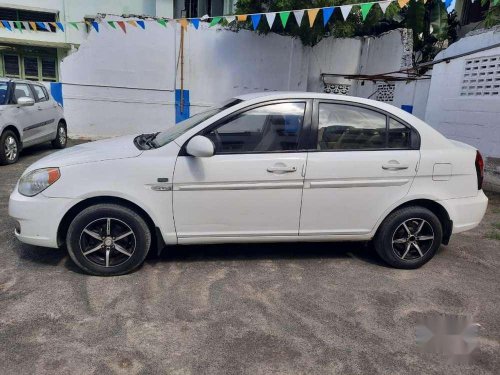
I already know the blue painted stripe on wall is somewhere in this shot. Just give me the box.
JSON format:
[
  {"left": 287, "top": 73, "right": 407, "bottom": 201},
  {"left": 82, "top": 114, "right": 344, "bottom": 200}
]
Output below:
[
  {"left": 50, "top": 82, "right": 63, "bottom": 107},
  {"left": 175, "top": 89, "right": 190, "bottom": 123}
]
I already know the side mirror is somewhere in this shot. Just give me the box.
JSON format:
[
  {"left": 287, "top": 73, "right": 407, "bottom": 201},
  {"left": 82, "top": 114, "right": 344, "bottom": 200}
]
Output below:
[
  {"left": 186, "top": 136, "right": 215, "bottom": 158},
  {"left": 17, "top": 97, "right": 35, "bottom": 107}
]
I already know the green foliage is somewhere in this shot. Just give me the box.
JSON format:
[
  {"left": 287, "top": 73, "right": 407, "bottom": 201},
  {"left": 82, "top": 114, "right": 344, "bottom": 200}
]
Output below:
[
  {"left": 234, "top": 0, "right": 403, "bottom": 45},
  {"left": 481, "top": 0, "right": 500, "bottom": 28},
  {"left": 233, "top": 0, "right": 462, "bottom": 64}
]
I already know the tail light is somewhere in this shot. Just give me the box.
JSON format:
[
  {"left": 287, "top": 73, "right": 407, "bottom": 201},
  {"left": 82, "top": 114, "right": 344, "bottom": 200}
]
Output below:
[{"left": 475, "top": 150, "right": 484, "bottom": 190}]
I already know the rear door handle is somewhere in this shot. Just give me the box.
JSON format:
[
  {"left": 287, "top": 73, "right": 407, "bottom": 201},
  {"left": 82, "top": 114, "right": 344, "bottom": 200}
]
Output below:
[
  {"left": 267, "top": 166, "right": 297, "bottom": 174},
  {"left": 37, "top": 106, "right": 43, "bottom": 110}
]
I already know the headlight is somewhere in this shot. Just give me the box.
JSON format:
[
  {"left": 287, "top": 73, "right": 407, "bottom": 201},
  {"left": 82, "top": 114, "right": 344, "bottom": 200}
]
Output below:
[{"left": 18, "top": 168, "right": 61, "bottom": 197}]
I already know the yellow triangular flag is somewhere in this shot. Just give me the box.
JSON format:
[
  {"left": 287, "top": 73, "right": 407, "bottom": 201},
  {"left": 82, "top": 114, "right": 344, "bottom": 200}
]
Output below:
[
  {"left": 49, "top": 22, "right": 56, "bottom": 28},
  {"left": 29, "top": 21, "right": 37, "bottom": 30},
  {"left": 307, "top": 8, "right": 320, "bottom": 27},
  {"left": 127, "top": 20, "right": 138, "bottom": 27},
  {"left": 398, "top": 0, "right": 410, "bottom": 7},
  {"left": 178, "top": 18, "right": 188, "bottom": 30},
  {"left": 0, "top": 23, "right": 4, "bottom": 29},
  {"left": 237, "top": 15, "right": 248, "bottom": 22}
]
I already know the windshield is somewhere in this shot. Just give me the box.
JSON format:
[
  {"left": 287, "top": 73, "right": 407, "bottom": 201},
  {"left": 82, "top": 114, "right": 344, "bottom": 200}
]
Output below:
[
  {"left": 152, "top": 99, "right": 243, "bottom": 148},
  {"left": 0, "top": 82, "right": 8, "bottom": 105}
]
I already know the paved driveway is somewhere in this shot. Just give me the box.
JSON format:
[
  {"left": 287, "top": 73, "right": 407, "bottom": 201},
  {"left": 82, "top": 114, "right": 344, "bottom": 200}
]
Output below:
[{"left": 1, "top": 141, "right": 499, "bottom": 374}]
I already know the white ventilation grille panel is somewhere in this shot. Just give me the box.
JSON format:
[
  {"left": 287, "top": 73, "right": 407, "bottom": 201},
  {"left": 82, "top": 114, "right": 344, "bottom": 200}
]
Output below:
[
  {"left": 461, "top": 55, "right": 500, "bottom": 97},
  {"left": 324, "top": 83, "right": 350, "bottom": 95},
  {"left": 376, "top": 83, "right": 395, "bottom": 102}
]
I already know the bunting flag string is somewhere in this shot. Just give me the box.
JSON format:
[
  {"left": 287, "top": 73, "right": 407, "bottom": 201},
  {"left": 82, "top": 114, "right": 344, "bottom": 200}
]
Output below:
[
  {"left": 0, "top": 0, "right": 460, "bottom": 34},
  {"left": 323, "top": 7, "right": 335, "bottom": 26}
]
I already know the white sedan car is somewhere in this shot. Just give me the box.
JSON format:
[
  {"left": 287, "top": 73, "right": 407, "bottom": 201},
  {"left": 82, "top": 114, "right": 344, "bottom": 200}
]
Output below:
[{"left": 9, "top": 92, "right": 488, "bottom": 276}]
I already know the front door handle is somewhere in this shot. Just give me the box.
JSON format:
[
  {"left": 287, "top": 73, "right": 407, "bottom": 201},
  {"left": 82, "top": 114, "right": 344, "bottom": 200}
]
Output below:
[
  {"left": 37, "top": 106, "right": 43, "bottom": 110},
  {"left": 382, "top": 161, "right": 409, "bottom": 171},
  {"left": 267, "top": 165, "right": 297, "bottom": 174}
]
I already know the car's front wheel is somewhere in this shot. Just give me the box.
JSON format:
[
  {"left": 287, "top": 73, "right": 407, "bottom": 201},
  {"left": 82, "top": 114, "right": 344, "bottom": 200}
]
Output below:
[
  {"left": 0, "top": 130, "right": 20, "bottom": 165},
  {"left": 374, "top": 206, "right": 443, "bottom": 269},
  {"left": 51, "top": 121, "right": 67, "bottom": 149},
  {"left": 66, "top": 204, "right": 151, "bottom": 276}
]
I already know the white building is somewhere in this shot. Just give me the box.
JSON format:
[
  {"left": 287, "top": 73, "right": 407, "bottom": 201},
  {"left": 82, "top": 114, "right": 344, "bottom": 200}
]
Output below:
[{"left": 0, "top": 0, "right": 173, "bottom": 81}]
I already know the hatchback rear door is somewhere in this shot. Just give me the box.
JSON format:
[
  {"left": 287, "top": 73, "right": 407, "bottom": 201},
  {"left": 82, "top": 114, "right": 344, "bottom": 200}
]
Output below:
[{"left": 299, "top": 100, "right": 420, "bottom": 236}]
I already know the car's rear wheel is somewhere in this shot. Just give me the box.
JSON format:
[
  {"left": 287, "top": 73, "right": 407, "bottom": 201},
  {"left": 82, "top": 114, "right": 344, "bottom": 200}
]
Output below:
[
  {"left": 66, "top": 204, "right": 151, "bottom": 276},
  {"left": 374, "top": 206, "right": 443, "bottom": 269},
  {"left": 51, "top": 121, "right": 67, "bottom": 149},
  {"left": 0, "top": 130, "right": 20, "bottom": 165}
]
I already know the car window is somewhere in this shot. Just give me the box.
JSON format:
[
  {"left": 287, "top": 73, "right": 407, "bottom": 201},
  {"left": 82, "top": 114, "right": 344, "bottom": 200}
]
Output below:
[
  {"left": 13, "top": 83, "right": 34, "bottom": 103},
  {"left": 206, "top": 102, "right": 306, "bottom": 153},
  {"left": 0, "top": 82, "right": 8, "bottom": 105},
  {"left": 32, "top": 85, "right": 49, "bottom": 102},
  {"left": 388, "top": 118, "right": 411, "bottom": 149},
  {"left": 317, "top": 103, "right": 387, "bottom": 150}
]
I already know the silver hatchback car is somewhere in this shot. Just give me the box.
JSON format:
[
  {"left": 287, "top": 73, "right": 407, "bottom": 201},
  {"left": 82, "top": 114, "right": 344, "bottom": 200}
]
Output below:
[{"left": 0, "top": 78, "right": 67, "bottom": 165}]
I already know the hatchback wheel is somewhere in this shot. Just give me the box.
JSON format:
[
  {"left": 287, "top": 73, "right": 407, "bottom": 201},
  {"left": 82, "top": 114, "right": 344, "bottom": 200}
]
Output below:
[
  {"left": 51, "top": 121, "right": 67, "bottom": 149},
  {"left": 66, "top": 204, "right": 151, "bottom": 276},
  {"left": 374, "top": 206, "right": 443, "bottom": 269},
  {"left": 0, "top": 130, "right": 20, "bottom": 165}
]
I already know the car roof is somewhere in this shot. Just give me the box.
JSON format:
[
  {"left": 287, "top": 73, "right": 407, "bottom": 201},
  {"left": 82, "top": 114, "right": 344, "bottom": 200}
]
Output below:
[{"left": 0, "top": 78, "right": 45, "bottom": 85}]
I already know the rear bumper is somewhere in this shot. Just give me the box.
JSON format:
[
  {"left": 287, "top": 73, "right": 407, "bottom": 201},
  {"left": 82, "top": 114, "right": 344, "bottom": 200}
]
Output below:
[
  {"left": 9, "top": 189, "right": 78, "bottom": 248},
  {"left": 439, "top": 191, "right": 488, "bottom": 234}
]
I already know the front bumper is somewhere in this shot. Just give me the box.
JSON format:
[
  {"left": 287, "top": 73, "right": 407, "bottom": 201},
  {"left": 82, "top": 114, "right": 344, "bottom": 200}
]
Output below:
[
  {"left": 9, "top": 189, "right": 78, "bottom": 248},
  {"left": 439, "top": 191, "right": 489, "bottom": 234}
]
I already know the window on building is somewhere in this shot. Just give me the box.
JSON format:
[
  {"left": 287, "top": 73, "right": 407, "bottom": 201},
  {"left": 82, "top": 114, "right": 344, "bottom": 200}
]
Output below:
[
  {"left": 1, "top": 46, "right": 58, "bottom": 82},
  {"left": 0, "top": 7, "right": 57, "bottom": 32},
  {"left": 175, "top": 0, "right": 234, "bottom": 18}
]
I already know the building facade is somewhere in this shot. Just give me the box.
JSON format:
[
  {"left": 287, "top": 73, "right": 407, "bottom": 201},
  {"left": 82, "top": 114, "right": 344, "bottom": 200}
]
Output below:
[{"left": 0, "top": 0, "right": 173, "bottom": 83}]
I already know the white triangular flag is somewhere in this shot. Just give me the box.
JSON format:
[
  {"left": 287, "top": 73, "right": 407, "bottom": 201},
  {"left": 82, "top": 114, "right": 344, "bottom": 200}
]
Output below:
[
  {"left": 22, "top": 21, "right": 30, "bottom": 31},
  {"left": 340, "top": 5, "right": 353, "bottom": 21},
  {"left": 266, "top": 13, "right": 276, "bottom": 28},
  {"left": 225, "top": 16, "right": 236, "bottom": 24},
  {"left": 293, "top": 10, "right": 304, "bottom": 26},
  {"left": 44, "top": 22, "right": 51, "bottom": 30},
  {"left": 8, "top": 21, "right": 15, "bottom": 30},
  {"left": 379, "top": 0, "right": 391, "bottom": 14}
]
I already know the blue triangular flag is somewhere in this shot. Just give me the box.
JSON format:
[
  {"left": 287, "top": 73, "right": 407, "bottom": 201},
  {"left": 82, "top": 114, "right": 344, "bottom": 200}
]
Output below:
[
  {"left": 91, "top": 21, "right": 99, "bottom": 32},
  {"left": 56, "top": 22, "right": 64, "bottom": 31},
  {"left": 2, "top": 21, "right": 12, "bottom": 31},
  {"left": 35, "top": 21, "right": 46, "bottom": 30},
  {"left": 137, "top": 20, "right": 145, "bottom": 29},
  {"left": 251, "top": 14, "right": 261, "bottom": 30},
  {"left": 191, "top": 18, "right": 200, "bottom": 29},
  {"left": 444, "top": 0, "right": 453, "bottom": 8},
  {"left": 323, "top": 7, "right": 334, "bottom": 26}
]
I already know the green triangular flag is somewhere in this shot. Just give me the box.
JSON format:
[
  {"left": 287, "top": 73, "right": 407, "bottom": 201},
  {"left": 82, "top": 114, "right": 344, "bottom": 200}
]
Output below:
[
  {"left": 494, "top": 0, "right": 499, "bottom": 5},
  {"left": 14, "top": 21, "right": 22, "bottom": 32},
  {"left": 209, "top": 17, "right": 222, "bottom": 27},
  {"left": 279, "top": 11, "right": 291, "bottom": 28},
  {"left": 107, "top": 21, "right": 116, "bottom": 29},
  {"left": 157, "top": 19, "right": 167, "bottom": 27},
  {"left": 360, "top": 3, "right": 374, "bottom": 21},
  {"left": 69, "top": 22, "right": 79, "bottom": 30}
]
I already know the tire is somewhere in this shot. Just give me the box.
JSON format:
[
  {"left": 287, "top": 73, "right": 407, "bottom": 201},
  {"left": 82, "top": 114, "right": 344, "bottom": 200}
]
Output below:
[
  {"left": 374, "top": 206, "right": 443, "bottom": 269},
  {"left": 66, "top": 204, "right": 151, "bottom": 276},
  {"left": 51, "top": 121, "right": 67, "bottom": 149},
  {"left": 0, "top": 130, "right": 20, "bottom": 165}
]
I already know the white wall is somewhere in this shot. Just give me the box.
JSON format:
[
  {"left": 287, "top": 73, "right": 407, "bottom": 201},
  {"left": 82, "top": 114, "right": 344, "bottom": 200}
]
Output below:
[
  {"left": 182, "top": 24, "right": 309, "bottom": 113},
  {"left": 60, "top": 17, "right": 176, "bottom": 138},
  {"left": 425, "top": 29, "right": 500, "bottom": 158},
  {"left": 60, "top": 22, "right": 413, "bottom": 138}
]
